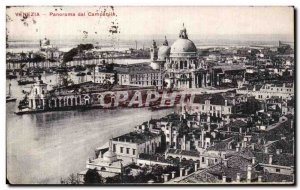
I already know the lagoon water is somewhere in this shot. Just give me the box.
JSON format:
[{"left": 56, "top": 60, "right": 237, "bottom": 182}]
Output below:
[{"left": 6, "top": 76, "right": 173, "bottom": 184}]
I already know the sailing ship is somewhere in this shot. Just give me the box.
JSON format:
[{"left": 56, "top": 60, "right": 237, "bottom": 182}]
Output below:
[
  {"left": 6, "top": 83, "right": 16, "bottom": 103},
  {"left": 17, "top": 77, "right": 36, "bottom": 85}
]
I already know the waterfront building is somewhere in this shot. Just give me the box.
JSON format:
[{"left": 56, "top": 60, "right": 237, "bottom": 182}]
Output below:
[
  {"left": 26, "top": 80, "right": 156, "bottom": 112},
  {"left": 237, "top": 83, "right": 294, "bottom": 100},
  {"left": 85, "top": 139, "right": 123, "bottom": 178},
  {"left": 28, "top": 76, "right": 48, "bottom": 110},
  {"left": 163, "top": 24, "right": 208, "bottom": 89},
  {"left": 115, "top": 63, "right": 163, "bottom": 89},
  {"left": 40, "top": 37, "right": 54, "bottom": 51},
  {"left": 92, "top": 67, "right": 116, "bottom": 84},
  {"left": 111, "top": 131, "right": 162, "bottom": 163}
]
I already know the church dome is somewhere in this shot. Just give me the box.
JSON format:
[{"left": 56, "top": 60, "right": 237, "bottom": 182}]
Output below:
[
  {"left": 171, "top": 38, "right": 197, "bottom": 53},
  {"left": 150, "top": 62, "right": 160, "bottom": 70},
  {"left": 102, "top": 139, "right": 117, "bottom": 163},
  {"left": 170, "top": 23, "right": 197, "bottom": 54},
  {"left": 103, "top": 150, "right": 117, "bottom": 163},
  {"left": 158, "top": 46, "right": 171, "bottom": 61}
]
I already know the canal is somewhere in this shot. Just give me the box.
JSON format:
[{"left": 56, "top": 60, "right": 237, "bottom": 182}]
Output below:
[{"left": 6, "top": 75, "right": 173, "bottom": 184}]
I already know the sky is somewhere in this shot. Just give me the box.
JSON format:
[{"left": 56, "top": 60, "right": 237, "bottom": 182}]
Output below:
[{"left": 6, "top": 6, "right": 294, "bottom": 41}]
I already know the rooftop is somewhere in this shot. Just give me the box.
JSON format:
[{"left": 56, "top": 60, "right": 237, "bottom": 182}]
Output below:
[{"left": 112, "top": 131, "right": 160, "bottom": 144}]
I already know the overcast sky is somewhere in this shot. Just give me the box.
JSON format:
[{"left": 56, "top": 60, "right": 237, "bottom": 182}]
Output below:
[{"left": 6, "top": 6, "right": 294, "bottom": 41}]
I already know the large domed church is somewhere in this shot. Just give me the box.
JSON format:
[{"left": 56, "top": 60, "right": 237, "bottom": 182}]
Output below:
[{"left": 150, "top": 24, "right": 209, "bottom": 89}]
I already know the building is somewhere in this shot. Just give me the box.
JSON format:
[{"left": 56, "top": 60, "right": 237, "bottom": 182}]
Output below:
[
  {"left": 93, "top": 67, "right": 116, "bottom": 84},
  {"left": 162, "top": 24, "right": 208, "bottom": 89},
  {"left": 26, "top": 80, "right": 156, "bottom": 111},
  {"left": 111, "top": 131, "right": 162, "bottom": 163},
  {"left": 115, "top": 63, "right": 163, "bottom": 89},
  {"left": 85, "top": 139, "right": 123, "bottom": 178},
  {"left": 237, "top": 83, "right": 294, "bottom": 100}
]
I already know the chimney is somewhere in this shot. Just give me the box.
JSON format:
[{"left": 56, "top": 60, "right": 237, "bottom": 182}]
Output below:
[
  {"left": 276, "top": 149, "right": 282, "bottom": 155},
  {"left": 180, "top": 168, "right": 184, "bottom": 177},
  {"left": 264, "top": 147, "right": 268, "bottom": 153},
  {"left": 236, "top": 173, "right": 241, "bottom": 183},
  {"left": 247, "top": 165, "right": 252, "bottom": 183},
  {"left": 224, "top": 159, "right": 228, "bottom": 167},
  {"left": 222, "top": 175, "right": 227, "bottom": 183},
  {"left": 225, "top": 100, "right": 228, "bottom": 106},
  {"left": 239, "top": 127, "right": 242, "bottom": 134},
  {"left": 257, "top": 138, "right": 261, "bottom": 144},
  {"left": 251, "top": 143, "right": 255, "bottom": 150},
  {"left": 252, "top": 157, "right": 256, "bottom": 165},
  {"left": 201, "top": 129, "right": 205, "bottom": 148},
  {"left": 163, "top": 174, "right": 169, "bottom": 182},
  {"left": 258, "top": 176, "right": 262, "bottom": 183},
  {"left": 268, "top": 155, "right": 273, "bottom": 165},
  {"left": 185, "top": 168, "right": 189, "bottom": 176},
  {"left": 194, "top": 163, "right": 198, "bottom": 172},
  {"left": 171, "top": 171, "right": 176, "bottom": 179}
]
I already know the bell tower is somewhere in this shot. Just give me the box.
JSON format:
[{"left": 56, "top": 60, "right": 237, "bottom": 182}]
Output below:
[
  {"left": 150, "top": 40, "right": 158, "bottom": 61},
  {"left": 29, "top": 75, "right": 48, "bottom": 110}
]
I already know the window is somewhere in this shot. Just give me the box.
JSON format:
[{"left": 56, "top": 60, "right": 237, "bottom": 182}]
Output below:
[
  {"left": 113, "top": 144, "right": 116, "bottom": 152},
  {"left": 215, "top": 158, "right": 218, "bottom": 162},
  {"left": 276, "top": 168, "right": 280, "bottom": 173},
  {"left": 126, "top": 148, "right": 130, "bottom": 154},
  {"left": 202, "top": 157, "right": 205, "bottom": 163},
  {"left": 120, "top": 147, "right": 124, "bottom": 153},
  {"left": 167, "top": 134, "right": 170, "bottom": 138},
  {"left": 133, "top": 149, "right": 136, "bottom": 155}
]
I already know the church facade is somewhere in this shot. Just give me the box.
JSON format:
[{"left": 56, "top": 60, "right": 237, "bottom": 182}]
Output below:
[{"left": 149, "top": 24, "right": 210, "bottom": 90}]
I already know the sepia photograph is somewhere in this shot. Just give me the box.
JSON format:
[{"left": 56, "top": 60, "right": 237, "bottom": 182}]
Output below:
[{"left": 5, "top": 6, "right": 295, "bottom": 185}]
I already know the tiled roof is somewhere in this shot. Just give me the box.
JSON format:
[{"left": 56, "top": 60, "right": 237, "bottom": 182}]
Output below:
[
  {"left": 253, "top": 152, "right": 294, "bottom": 167},
  {"left": 167, "top": 149, "right": 200, "bottom": 157},
  {"left": 193, "top": 94, "right": 226, "bottom": 105},
  {"left": 261, "top": 173, "right": 294, "bottom": 183},
  {"left": 206, "top": 137, "right": 235, "bottom": 151}
]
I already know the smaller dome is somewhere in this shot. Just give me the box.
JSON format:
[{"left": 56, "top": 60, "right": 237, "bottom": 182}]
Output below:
[
  {"left": 157, "top": 46, "right": 170, "bottom": 61},
  {"left": 150, "top": 62, "right": 160, "bottom": 70},
  {"left": 170, "top": 39, "right": 197, "bottom": 54},
  {"left": 103, "top": 150, "right": 117, "bottom": 163},
  {"left": 42, "top": 38, "right": 50, "bottom": 46}
]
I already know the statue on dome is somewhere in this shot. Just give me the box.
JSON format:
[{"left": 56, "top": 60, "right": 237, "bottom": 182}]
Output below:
[
  {"left": 163, "top": 36, "right": 168, "bottom": 46},
  {"left": 179, "top": 23, "right": 188, "bottom": 39}
]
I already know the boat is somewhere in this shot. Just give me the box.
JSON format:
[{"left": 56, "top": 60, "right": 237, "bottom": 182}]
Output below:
[
  {"left": 6, "top": 83, "right": 16, "bottom": 103},
  {"left": 76, "top": 72, "right": 86, "bottom": 76},
  {"left": 7, "top": 74, "right": 17, "bottom": 79},
  {"left": 18, "top": 78, "right": 36, "bottom": 85},
  {"left": 149, "top": 105, "right": 174, "bottom": 111},
  {"left": 6, "top": 96, "right": 17, "bottom": 103}
]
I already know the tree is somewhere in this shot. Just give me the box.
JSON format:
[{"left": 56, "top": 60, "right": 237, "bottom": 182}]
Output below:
[
  {"left": 84, "top": 169, "right": 103, "bottom": 184},
  {"left": 60, "top": 173, "right": 80, "bottom": 184}
]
